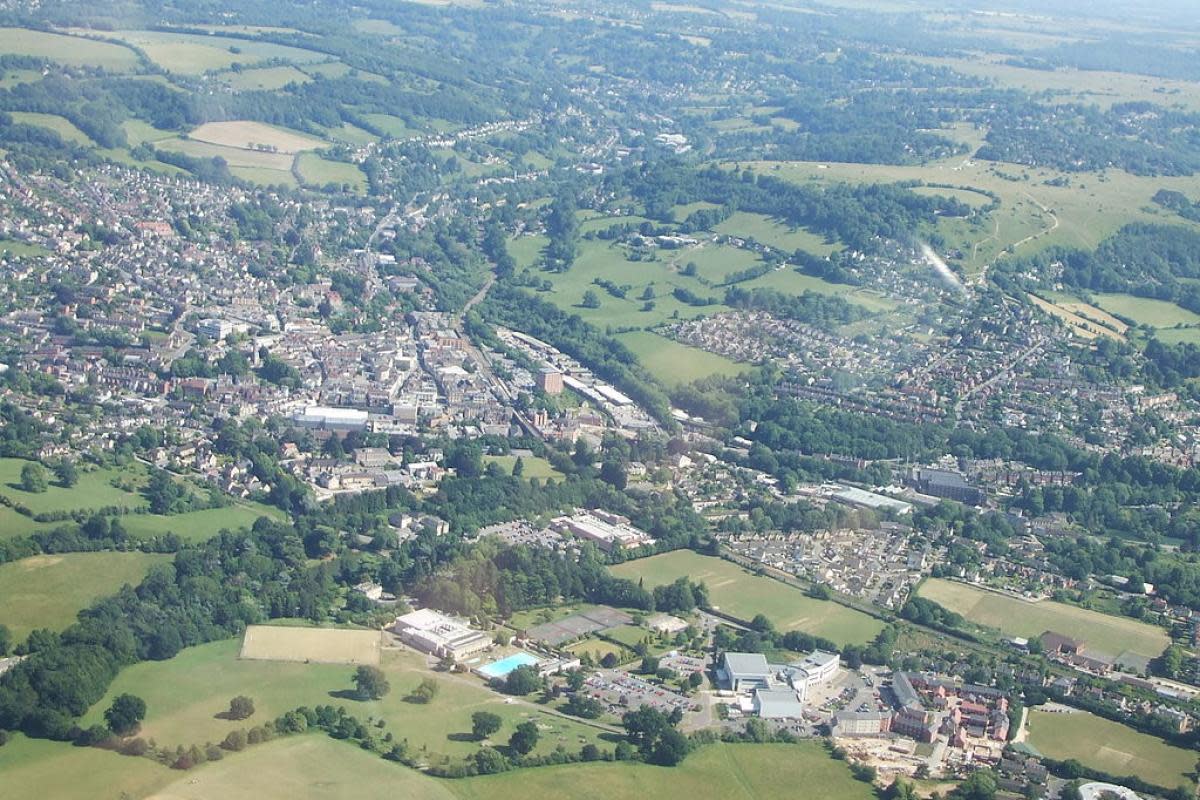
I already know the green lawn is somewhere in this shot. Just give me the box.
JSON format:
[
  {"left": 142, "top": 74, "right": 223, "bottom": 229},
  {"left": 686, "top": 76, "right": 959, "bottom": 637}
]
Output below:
[
  {"left": 0, "top": 505, "right": 59, "bottom": 540},
  {"left": 917, "top": 578, "right": 1169, "bottom": 661},
  {"left": 0, "top": 552, "right": 171, "bottom": 644},
  {"left": 9, "top": 113, "right": 94, "bottom": 145},
  {"left": 0, "top": 733, "right": 172, "bottom": 800},
  {"left": 122, "top": 119, "right": 176, "bottom": 146},
  {"left": 361, "top": 113, "right": 422, "bottom": 139},
  {"left": 482, "top": 455, "right": 563, "bottom": 481},
  {"left": 612, "top": 551, "right": 885, "bottom": 647},
  {"left": 0, "top": 459, "right": 145, "bottom": 516},
  {"left": 106, "top": 30, "right": 328, "bottom": 74},
  {"left": 223, "top": 65, "right": 312, "bottom": 91},
  {"left": 0, "top": 27, "right": 139, "bottom": 70},
  {"left": 714, "top": 211, "right": 840, "bottom": 256},
  {"left": 1026, "top": 709, "right": 1196, "bottom": 789},
  {"left": 616, "top": 330, "right": 746, "bottom": 386}
]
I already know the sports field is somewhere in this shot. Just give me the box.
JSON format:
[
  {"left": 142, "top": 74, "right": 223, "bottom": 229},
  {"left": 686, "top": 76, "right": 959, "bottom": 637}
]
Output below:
[
  {"left": 611, "top": 551, "right": 885, "bottom": 646},
  {"left": 917, "top": 578, "right": 1169, "bottom": 661},
  {"left": 240, "top": 624, "right": 381, "bottom": 665},
  {"left": 481, "top": 455, "right": 563, "bottom": 480},
  {"left": 1026, "top": 709, "right": 1196, "bottom": 789},
  {"left": 0, "top": 552, "right": 171, "bottom": 644}
]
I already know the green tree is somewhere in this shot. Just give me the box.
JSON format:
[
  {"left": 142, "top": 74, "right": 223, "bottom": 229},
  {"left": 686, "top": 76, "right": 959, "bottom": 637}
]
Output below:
[
  {"left": 52, "top": 460, "right": 77, "bottom": 488},
  {"left": 471, "top": 711, "right": 502, "bottom": 740},
  {"left": 474, "top": 746, "right": 509, "bottom": 774},
  {"left": 407, "top": 677, "right": 438, "bottom": 704},
  {"left": 353, "top": 666, "right": 391, "bottom": 700},
  {"left": 20, "top": 462, "right": 48, "bottom": 493},
  {"left": 227, "top": 696, "right": 255, "bottom": 720},
  {"left": 0, "top": 624, "right": 9, "bottom": 657},
  {"left": 581, "top": 290, "right": 601, "bottom": 309},
  {"left": 502, "top": 665, "right": 543, "bottom": 695},
  {"left": 508, "top": 720, "right": 540, "bottom": 756},
  {"left": 104, "top": 694, "right": 146, "bottom": 736}
]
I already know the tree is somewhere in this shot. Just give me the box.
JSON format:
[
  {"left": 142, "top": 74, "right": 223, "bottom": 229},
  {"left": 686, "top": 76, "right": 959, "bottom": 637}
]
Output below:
[
  {"left": 508, "top": 720, "right": 539, "bottom": 756},
  {"left": 0, "top": 624, "right": 9, "bottom": 657},
  {"left": 104, "top": 694, "right": 146, "bottom": 736},
  {"left": 407, "top": 677, "right": 438, "bottom": 704},
  {"left": 563, "top": 694, "right": 604, "bottom": 719},
  {"left": 640, "top": 656, "right": 660, "bottom": 675},
  {"left": 53, "top": 460, "right": 78, "bottom": 488},
  {"left": 502, "top": 665, "right": 542, "bottom": 696},
  {"left": 512, "top": 457, "right": 525, "bottom": 478},
  {"left": 474, "top": 747, "right": 509, "bottom": 774},
  {"left": 220, "top": 730, "right": 248, "bottom": 752},
  {"left": 227, "top": 696, "right": 255, "bottom": 720},
  {"left": 600, "top": 461, "right": 627, "bottom": 490},
  {"left": 581, "top": 290, "right": 601, "bottom": 309},
  {"left": 650, "top": 727, "right": 689, "bottom": 766},
  {"left": 20, "top": 462, "right": 47, "bottom": 493},
  {"left": 353, "top": 666, "right": 391, "bottom": 700},
  {"left": 472, "top": 711, "right": 502, "bottom": 741}
]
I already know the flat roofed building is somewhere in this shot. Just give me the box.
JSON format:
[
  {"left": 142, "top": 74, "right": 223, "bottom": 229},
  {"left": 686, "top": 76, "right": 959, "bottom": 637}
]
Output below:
[
  {"left": 537, "top": 367, "right": 564, "bottom": 395},
  {"left": 754, "top": 688, "right": 805, "bottom": 720},
  {"left": 833, "top": 710, "right": 891, "bottom": 736},
  {"left": 719, "top": 652, "right": 772, "bottom": 693},
  {"left": 392, "top": 608, "right": 490, "bottom": 661},
  {"left": 551, "top": 510, "right": 655, "bottom": 552},
  {"left": 797, "top": 650, "right": 839, "bottom": 683}
]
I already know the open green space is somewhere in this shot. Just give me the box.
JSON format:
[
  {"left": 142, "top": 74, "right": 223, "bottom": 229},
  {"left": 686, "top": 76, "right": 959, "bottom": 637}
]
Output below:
[
  {"left": 481, "top": 455, "right": 564, "bottom": 481},
  {"left": 316, "top": 121, "right": 379, "bottom": 146},
  {"left": 9, "top": 113, "right": 93, "bottom": 146},
  {"left": 0, "top": 733, "right": 172, "bottom": 800},
  {"left": 612, "top": 551, "right": 884, "bottom": 646},
  {"left": 0, "top": 27, "right": 139, "bottom": 70},
  {"left": 740, "top": 269, "right": 897, "bottom": 313},
  {"left": 0, "top": 551, "right": 171, "bottom": 644},
  {"left": 616, "top": 330, "right": 745, "bottom": 386},
  {"left": 917, "top": 578, "right": 1169, "bottom": 661},
  {"left": 0, "top": 505, "right": 59, "bottom": 540},
  {"left": 1092, "top": 293, "right": 1200, "bottom": 328},
  {"left": 104, "top": 30, "right": 327, "bottom": 74},
  {"left": 361, "top": 113, "right": 422, "bottom": 139},
  {"left": 1026, "top": 709, "right": 1196, "bottom": 789},
  {"left": 122, "top": 119, "right": 176, "bottom": 146},
  {"left": 714, "top": 211, "right": 839, "bottom": 256},
  {"left": 0, "top": 239, "right": 49, "bottom": 259},
  {"left": 0, "top": 458, "right": 145, "bottom": 516},
  {"left": 82, "top": 638, "right": 605, "bottom": 764},
  {"left": 156, "top": 137, "right": 296, "bottom": 172},
  {"left": 223, "top": 65, "right": 312, "bottom": 91},
  {"left": 0, "top": 68, "right": 42, "bottom": 89},
  {"left": 295, "top": 153, "right": 367, "bottom": 192},
  {"left": 119, "top": 501, "right": 281, "bottom": 542}
]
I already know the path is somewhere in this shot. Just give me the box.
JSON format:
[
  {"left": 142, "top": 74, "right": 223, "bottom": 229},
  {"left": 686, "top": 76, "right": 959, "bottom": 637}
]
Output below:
[{"left": 1010, "top": 191, "right": 1059, "bottom": 251}]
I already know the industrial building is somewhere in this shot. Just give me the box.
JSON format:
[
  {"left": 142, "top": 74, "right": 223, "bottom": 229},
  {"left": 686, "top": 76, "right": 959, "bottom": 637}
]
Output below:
[
  {"left": 550, "top": 509, "right": 655, "bottom": 552},
  {"left": 293, "top": 405, "right": 370, "bottom": 431}
]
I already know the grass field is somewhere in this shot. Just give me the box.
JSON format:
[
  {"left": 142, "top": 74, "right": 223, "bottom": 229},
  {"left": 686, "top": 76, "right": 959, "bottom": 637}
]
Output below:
[
  {"left": 616, "top": 330, "right": 746, "bottom": 386},
  {"left": 565, "top": 636, "right": 628, "bottom": 663},
  {"left": 0, "top": 458, "right": 145, "bottom": 515},
  {"left": 188, "top": 121, "right": 325, "bottom": 154},
  {"left": 0, "top": 505, "right": 59, "bottom": 540},
  {"left": 482, "top": 455, "right": 564, "bottom": 481},
  {"left": 1028, "top": 294, "right": 1124, "bottom": 341},
  {"left": 104, "top": 30, "right": 327, "bottom": 74},
  {"left": 0, "top": 733, "right": 172, "bottom": 800},
  {"left": 611, "top": 551, "right": 884, "bottom": 646},
  {"left": 119, "top": 501, "right": 281, "bottom": 542},
  {"left": 361, "top": 113, "right": 422, "bottom": 139},
  {"left": 223, "top": 65, "right": 312, "bottom": 91},
  {"left": 0, "top": 28, "right": 139, "bottom": 70},
  {"left": 315, "top": 121, "right": 379, "bottom": 146},
  {"left": 156, "top": 137, "right": 296, "bottom": 172},
  {"left": 295, "top": 153, "right": 367, "bottom": 191},
  {"left": 1092, "top": 293, "right": 1200, "bottom": 329},
  {"left": 123, "top": 119, "right": 176, "bottom": 146},
  {"left": 0, "top": 552, "right": 171, "bottom": 644},
  {"left": 714, "top": 211, "right": 840, "bottom": 256},
  {"left": 917, "top": 578, "right": 1169, "bottom": 662},
  {"left": 240, "top": 625, "right": 382, "bottom": 666},
  {"left": 9, "top": 113, "right": 93, "bottom": 145},
  {"left": 1026, "top": 709, "right": 1196, "bottom": 789}
]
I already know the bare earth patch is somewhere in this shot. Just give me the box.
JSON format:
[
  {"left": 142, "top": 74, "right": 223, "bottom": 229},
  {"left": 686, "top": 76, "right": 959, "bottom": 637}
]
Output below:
[{"left": 239, "top": 625, "right": 381, "bottom": 666}]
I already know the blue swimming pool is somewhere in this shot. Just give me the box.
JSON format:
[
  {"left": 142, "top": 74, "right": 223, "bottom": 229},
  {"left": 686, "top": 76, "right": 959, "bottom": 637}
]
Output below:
[{"left": 478, "top": 651, "right": 540, "bottom": 679}]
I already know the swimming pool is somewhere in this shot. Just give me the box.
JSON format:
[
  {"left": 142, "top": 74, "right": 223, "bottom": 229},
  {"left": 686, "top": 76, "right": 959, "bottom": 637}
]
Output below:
[{"left": 478, "top": 651, "right": 540, "bottom": 679}]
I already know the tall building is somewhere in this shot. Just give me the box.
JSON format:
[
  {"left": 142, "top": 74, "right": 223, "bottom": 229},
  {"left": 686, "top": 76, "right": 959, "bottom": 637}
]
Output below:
[{"left": 537, "top": 367, "right": 564, "bottom": 395}]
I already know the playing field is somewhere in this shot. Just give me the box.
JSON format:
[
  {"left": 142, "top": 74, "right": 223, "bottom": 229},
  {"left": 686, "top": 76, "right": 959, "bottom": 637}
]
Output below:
[
  {"left": 611, "top": 551, "right": 885, "bottom": 646},
  {"left": 187, "top": 121, "right": 325, "bottom": 154},
  {"left": 0, "top": 27, "right": 139, "bottom": 70},
  {"left": 616, "top": 330, "right": 745, "bottom": 386},
  {"left": 0, "top": 458, "right": 145, "bottom": 516},
  {"left": 1026, "top": 709, "right": 1196, "bottom": 789},
  {"left": 0, "top": 552, "right": 171, "bottom": 644},
  {"left": 917, "top": 578, "right": 1169, "bottom": 661},
  {"left": 481, "top": 455, "right": 564, "bottom": 480},
  {"left": 240, "top": 624, "right": 382, "bottom": 665}
]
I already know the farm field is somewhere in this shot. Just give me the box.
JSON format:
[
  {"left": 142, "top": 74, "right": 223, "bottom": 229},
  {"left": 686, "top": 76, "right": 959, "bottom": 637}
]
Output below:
[
  {"left": 481, "top": 454, "right": 564, "bottom": 481},
  {"left": 239, "top": 624, "right": 382, "bottom": 666},
  {"left": 0, "top": 458, "right": 145, "bottom": 515},
  {"left": 361, "top": 113, "right": 422, "bottom": 139},
  {"left": 9, "top": 113, "right": 93, "bottom": 145},
  {"left": 122, "top": 119, "right": 176, "bottom": 146},
  {"left": 1091, "top": 293, "right": 1200, "bottom": 329},
  {"left": 0, "top": 27, "right": 139, "bottom": 70},
  {"left": 223, "top": 65, "right": 313, "bottom": 91},
  {"left": 1028, "top": 294, "right": 1123, "bottom": 341},
  {"left": 315, "top": 121, "right": 379, "bottom": 146},
  {"left": 187, "top": 121, "right": 325, "bottom": 154},
  {"left": 616, "top": 330, "right": 746, "bottom": 386},
  {"left": 1026, "top": 709, "right": 1196, "bottom": 790},
  {"left": 155, "top": 137, "right": 296, "bottom": 172},
  {"left": 295, "top": 153, "right": 367, "bottom": 191},
  {"left": 0, "top": 552, "right": 171, "bottom": 644},
  {"left": 103, "top": 30, "right": 327, "bottom": 74},
  {"left": 611, "top": 551, "right": 885, "bottom": 646},
  {"left": 118, "top": 501, "right": 281, "bottom": 542},
  {"left": 917, "top": 578, "right": 1169, "bottom": 662}
]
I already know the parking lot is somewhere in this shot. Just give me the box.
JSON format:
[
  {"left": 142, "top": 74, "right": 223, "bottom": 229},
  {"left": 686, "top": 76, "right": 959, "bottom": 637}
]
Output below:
[{"left": 583, "top": 669, "right": 699, "bottom": 717}]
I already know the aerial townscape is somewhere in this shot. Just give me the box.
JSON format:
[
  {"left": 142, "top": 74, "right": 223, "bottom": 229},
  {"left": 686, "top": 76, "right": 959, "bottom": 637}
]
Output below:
[{"left": 3, "top": 0, "right": 1200, "bottom": 799}]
